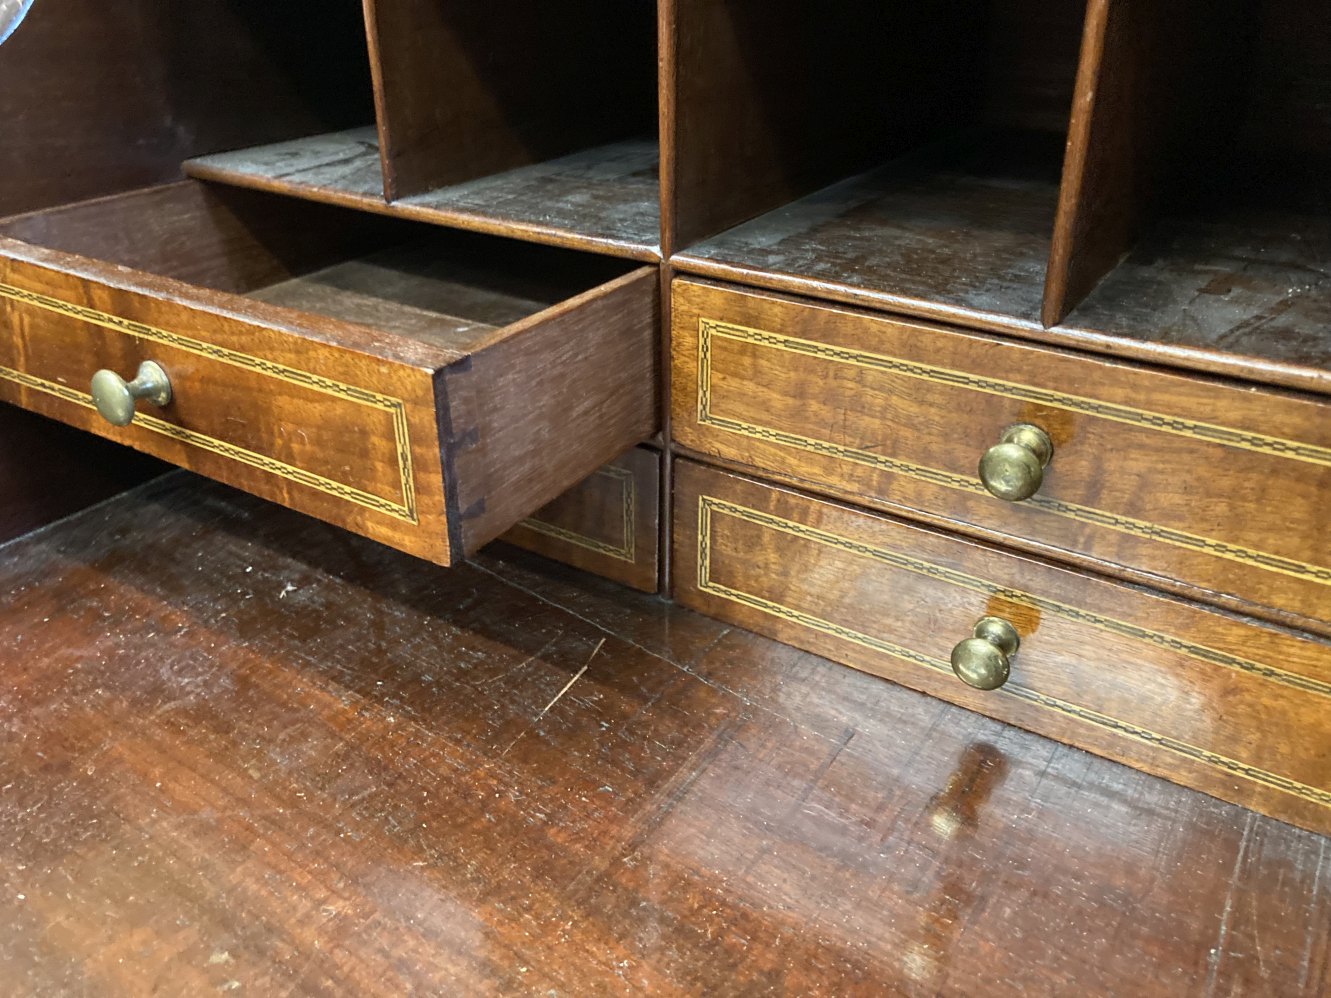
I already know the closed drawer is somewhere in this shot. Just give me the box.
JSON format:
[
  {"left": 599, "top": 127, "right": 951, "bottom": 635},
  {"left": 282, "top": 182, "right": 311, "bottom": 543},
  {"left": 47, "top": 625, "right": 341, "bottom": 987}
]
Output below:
[
  {"left": 673, "top": 460, "right": 1331, "bottom": 835},
  {"left": 0, "top": 182, "right": 657, "bottom": 566},
  {"left": 502, "top": 445, "right": 660, "bottom": 592},
  {"left": 672, "top": 278, "right": 1331, "bottom": 632}
]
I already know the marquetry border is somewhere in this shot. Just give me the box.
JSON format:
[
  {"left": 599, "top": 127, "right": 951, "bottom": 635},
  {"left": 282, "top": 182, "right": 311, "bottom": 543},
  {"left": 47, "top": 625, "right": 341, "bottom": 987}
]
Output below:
[
  {"left": 695, "top": 493, "right": 1331, "bottom": 810},
  {"left": 696, "top": 319, "right": 1331, "bottom": 588},
  {"left": 0, "top": 282, "right": 418, "bottom": 523},
  {"left": 517, "top": 465, "right": 637, "bottom": 562}
]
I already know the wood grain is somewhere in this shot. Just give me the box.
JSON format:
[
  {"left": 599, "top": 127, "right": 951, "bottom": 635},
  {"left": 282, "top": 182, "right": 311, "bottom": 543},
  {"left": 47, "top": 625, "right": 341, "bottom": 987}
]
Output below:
[
  {"left": 184, "top": 131, "right": 662, "bottom": 261},
  {"left": 665, "top": 0, "right": 1084, "bottom": 251},
  {"left": 1046, "top": 0, "right": 1331, "bottom": 377},
  {"left": 1058, "top": 200, "right": 1331, "bottom": 392},
  {"left": 671, "top": 278, "right": 1331, "bottom": 634},
  {"left": 1, "top": 471, "right": 1327, "bottom": 995},
  {"left": 665, "top": 0, "right": 964, "bottom": 251},
  {"left": 445, "top": 269, "right": 660, "bottom": 558},
  {"left": 673, "top": 459, "right": 1331, "bottom": 836},
  {"left": 502, "top": 447, "right": 661, "bottom": 593}
]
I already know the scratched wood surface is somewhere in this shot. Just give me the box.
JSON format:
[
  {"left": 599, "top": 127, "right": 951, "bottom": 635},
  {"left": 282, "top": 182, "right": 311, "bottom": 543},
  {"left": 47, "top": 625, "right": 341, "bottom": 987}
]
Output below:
[
  {"left": 673, "top": 131, "right": 1066, "bottom": 334},
  {"left": 185, "top": 131, "right": 662, "bottom": 261},
  {"left": 1, "top": 472, "right": 1327, "bottom": 996}
]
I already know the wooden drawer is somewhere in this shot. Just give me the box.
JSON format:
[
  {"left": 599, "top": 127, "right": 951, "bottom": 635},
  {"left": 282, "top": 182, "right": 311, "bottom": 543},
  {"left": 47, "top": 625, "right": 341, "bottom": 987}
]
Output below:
[
  {"left": 673, "top": 460, "right": 1331, "bottom": 835},
  {"left": 502, "top": 446, "right": 660, "bottom": 592},
  {"left": 672, "top": 278, "right": 1331, "bottom": 632},
  {"left": 0, "top": 182, "right": 657, "bottom": 566}
]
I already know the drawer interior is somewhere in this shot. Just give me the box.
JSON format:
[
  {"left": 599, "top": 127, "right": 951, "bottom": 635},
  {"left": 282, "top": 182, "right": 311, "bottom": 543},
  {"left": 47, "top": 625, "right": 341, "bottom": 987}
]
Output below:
[{"left": 0, "top": 182, "right": 635, "bottom": 354}]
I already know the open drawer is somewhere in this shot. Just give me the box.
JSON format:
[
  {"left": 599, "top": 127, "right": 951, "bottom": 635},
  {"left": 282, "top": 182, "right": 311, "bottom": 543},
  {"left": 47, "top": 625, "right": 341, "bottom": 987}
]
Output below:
[{"left": 0, "top": 182, "right": 658, "bottom": 566}]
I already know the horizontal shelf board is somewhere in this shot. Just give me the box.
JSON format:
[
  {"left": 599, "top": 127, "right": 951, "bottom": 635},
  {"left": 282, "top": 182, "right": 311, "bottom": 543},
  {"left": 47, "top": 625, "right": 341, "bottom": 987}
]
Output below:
[
  {"left": 1060, "top": 208, "right": 1331, "bottom": 395},
  {"left": 184, "top": 129, "right": 662, "bottom": 261},
  {"left": 674, "top": 133, "right": 1063, "bottom": 334}
]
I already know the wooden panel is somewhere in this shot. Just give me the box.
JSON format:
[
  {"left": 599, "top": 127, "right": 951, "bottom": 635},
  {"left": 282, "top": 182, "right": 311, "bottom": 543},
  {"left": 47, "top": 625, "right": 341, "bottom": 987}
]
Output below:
[
  {"left": 0, "top": 247, "right": 454, "bottom": 564},
  {"left": 1056, "top": 36, "right": 1331, "bottom": 406},
  {"left": 4, "top": 472, "right": 1329, "bottom": 994},
  {"left": 671, "top": 278, "right": 1331, "bottom": 633},
  {"left": 362, "top": 0, "right": 656, "bottom": 199},
  {"left": 502, "top": 447, "right": 661, "bottom": 592},
  {"left": 673, "top": 460, "right": 1331, "bottom": 836},
  {"left": 0, "top": 403, "right": 165, "bottom": 545},
  {"left": 0, "top": 0, "right": 373, "bottom": 217},
  {"left": 447, "top": 270, "right": 660, "bottom": 558}
]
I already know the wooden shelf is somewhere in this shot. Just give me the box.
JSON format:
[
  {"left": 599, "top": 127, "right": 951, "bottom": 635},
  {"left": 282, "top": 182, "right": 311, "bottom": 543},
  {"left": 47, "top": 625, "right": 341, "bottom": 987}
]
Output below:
[
  {"left": 1059, "top": 204, "right": 1331, "bottom": 395},
  {"left": 184, "top": 130, "right": 661, "bottom": 261},
  {"left": 672, "top": 132, "right": 1063, "bottom": 335}
]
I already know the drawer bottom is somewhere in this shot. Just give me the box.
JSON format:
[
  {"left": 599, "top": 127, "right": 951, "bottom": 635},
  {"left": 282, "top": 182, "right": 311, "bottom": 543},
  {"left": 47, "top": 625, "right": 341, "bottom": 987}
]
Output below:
[{"left": 673, "top": 459, "right": 1331, "bottom": 836}]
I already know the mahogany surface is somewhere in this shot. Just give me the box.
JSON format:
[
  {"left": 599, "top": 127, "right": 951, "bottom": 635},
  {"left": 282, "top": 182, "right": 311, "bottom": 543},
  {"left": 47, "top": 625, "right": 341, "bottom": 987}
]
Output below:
[
  {"left": 0, "top": 0, "right": 374, "bottom": 217},
  {"left": 673, "top": 132, "right": 1064, "bottom": 332},
  {"left": 1043, "top": 0, "right": 1203, "bottom": 327},
  {"left": 663, "top": 0, "right": 1084, "bottom": 253},
  {"left": 1, "top": 472, "right": 1328, "bottom": 995}
]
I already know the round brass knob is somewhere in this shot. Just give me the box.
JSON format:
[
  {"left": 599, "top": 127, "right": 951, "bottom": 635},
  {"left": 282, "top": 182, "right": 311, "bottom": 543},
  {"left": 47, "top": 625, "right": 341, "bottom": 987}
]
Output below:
[
  {"left": 90, "top": 361, "right": 172, "bottom": 427},
  {"left": 978, "top": 423, "right": 1053, "bottom": 502},
  {"left": 950, "top": 616, "right": 1020, "bottom": 690}
]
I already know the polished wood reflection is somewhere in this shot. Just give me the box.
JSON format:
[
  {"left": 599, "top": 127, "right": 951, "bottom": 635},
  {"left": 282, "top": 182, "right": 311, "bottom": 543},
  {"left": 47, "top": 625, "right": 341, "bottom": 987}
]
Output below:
[{"left": 1, "top": 473, "right": 1327, "bottom": 995}]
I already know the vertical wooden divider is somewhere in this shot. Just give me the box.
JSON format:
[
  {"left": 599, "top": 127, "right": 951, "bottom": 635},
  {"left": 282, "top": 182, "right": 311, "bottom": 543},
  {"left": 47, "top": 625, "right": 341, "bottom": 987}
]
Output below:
[
  {"left": 658, "top": 0, "right": 680, "bottom": 259},
  {"left": 658, "top": 0, "right": 679, "bottom": 589},
  {"left": 363, "top": 0, "right": 516, "bottom": 200},
  {"left": 1042, "top": 0, "right": 1213, "bottom": 327}
]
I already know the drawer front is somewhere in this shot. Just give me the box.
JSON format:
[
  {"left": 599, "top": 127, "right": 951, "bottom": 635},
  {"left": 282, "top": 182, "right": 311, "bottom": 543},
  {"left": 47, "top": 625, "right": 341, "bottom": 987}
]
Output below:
[
  {"left": 672, "top": 278, "right": 1331, "bottom": 631},
  {"left": 502, "top": 446, "right": 660, "bottom": 592},
  {"left": 673, "top": 460, "right": 1331, "bottom": 835},
  {"left": 0, "top": 254, "right": 453, "bottom": 563}
]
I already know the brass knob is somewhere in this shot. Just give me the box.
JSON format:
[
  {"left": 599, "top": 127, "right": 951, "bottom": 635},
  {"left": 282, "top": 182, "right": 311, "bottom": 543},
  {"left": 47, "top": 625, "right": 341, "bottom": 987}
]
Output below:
[
  {"left": 978, "top": 423, "right": 1052, "bottom": 502},
  {"left": 90, "top": 361, "right": 172, "bottom": 427},
  {"left": 950, "top": 616, "right": 1020, "bottom": 690}
]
